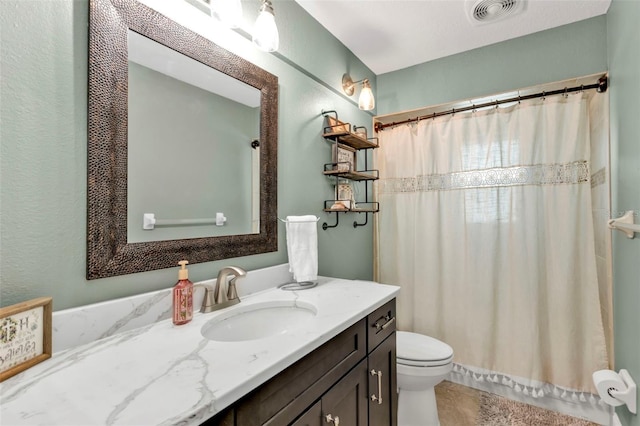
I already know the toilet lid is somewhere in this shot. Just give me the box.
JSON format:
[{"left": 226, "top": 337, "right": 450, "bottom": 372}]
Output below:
[{"left": 397, "top": 331, "right": 454, "bottom": 367}]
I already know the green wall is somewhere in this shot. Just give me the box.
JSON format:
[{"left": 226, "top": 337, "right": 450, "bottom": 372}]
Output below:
[
  {"left": 0, "top": 0, "right": 375, "bottom": 310},
  {"left": 377, "top": 16, "right": 608, "bottom": 115},
  {"left": 607, "top": 1, "right": 640, "bottom": 424}
]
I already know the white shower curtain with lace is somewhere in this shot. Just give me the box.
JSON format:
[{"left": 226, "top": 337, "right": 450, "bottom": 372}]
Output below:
[{"left": 375, "top": 94, "right": 608, "bottom": 398}]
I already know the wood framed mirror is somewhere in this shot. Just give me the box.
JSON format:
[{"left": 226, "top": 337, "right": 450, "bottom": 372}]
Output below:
[{"left": 87, "top": 0, "right": 278, "bottom": 279}]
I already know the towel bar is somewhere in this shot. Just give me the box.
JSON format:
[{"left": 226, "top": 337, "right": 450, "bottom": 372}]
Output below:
[
  {"left": 278, "top": 217, "right": 320, "bottom": 223},
  {"left": 143, "top": 213, "right": 226, "bottom": 230},
  {"left": 608, "top": 211, "right": 640, "bottom": 239}
]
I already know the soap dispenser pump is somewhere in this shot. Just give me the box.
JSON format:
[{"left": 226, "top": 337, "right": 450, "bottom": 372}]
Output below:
[{"left": 173, "top": 260, "right": 194, "bottom": 325}]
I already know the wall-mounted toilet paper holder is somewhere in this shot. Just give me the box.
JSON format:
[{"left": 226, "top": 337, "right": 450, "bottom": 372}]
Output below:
[
  {"left": 610, "top": 370, "right": 637, "bottom": 414},
  {"left": 593, "top": 369, "right": 637, "bottom": 414}
]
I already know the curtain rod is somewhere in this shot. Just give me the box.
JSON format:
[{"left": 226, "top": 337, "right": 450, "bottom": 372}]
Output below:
[{"left": 374, "top": 75, "right": 608, "bottom": 132}]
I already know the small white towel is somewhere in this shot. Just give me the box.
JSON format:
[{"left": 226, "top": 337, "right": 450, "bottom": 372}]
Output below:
[{"left": 285, "top": 215, "right": 318, "bottom": 283}]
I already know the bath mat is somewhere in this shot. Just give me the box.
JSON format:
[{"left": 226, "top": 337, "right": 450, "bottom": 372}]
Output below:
[{"left": 435, "top": 381, "right": 600, "bottom": 426}]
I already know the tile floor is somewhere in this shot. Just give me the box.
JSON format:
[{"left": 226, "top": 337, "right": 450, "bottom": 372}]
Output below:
[{"left": 434, "top": 381, "right": 601, "bottom": 426}]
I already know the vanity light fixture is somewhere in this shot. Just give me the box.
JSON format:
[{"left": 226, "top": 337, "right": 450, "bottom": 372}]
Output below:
[
  {"left": 342, "top": 73, "right": 376, "bottom": 111},
  {"left": 211, "top": 0, "right": 244, "bottom": 28},
  {"left": 252, "top": 0, "right": 279, "bottom": 52}
]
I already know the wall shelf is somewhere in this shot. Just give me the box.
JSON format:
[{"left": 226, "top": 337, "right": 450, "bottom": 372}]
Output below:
[
  {"left": 323, "top": 201, "right": 380, "bottom": 214},
  {"left": 322, "top": 166, "right": 379, "bottom": 181},
  {"left": 321, "top": 110, "right": 379, "bottom": 230},
  {"left": 322, "top": 129, "right": 379, "bottom": 150}
]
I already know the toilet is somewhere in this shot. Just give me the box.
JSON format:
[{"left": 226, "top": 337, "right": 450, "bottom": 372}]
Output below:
[{"left": 396, "top": 331, "right": 454, "bottom": 426}]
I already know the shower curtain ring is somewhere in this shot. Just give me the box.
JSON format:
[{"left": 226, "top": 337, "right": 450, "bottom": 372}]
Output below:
[
  {"left": 432, "top": 112, "right": 436, "bottom": 120},
  {"left": 564, "top": 87, "right": 568, "bottom": 98},
  {"left": 495, "top": 100, "right": 499, "bottom": 109}
]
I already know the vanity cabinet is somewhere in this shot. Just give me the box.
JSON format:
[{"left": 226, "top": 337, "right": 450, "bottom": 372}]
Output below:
[
  {"left": 204, "top": 299, "right": 397, "bottom": 426},
  {"left": 294, "top": 359, "right": 369, "bottom": 426}
]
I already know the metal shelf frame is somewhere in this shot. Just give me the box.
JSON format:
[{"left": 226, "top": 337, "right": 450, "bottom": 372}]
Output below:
[{"left": 321, "top": 110, "right": 380, "bottom": 230}]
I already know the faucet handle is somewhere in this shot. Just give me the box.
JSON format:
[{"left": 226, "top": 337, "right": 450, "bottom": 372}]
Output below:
[
  {"left": 219, "top": 267, "right": 246, "bottom": 300},
  {"left": 227, "top": 277, "right": 241, "bottom": 302},
  {"left": 193, "top": 283, "right": 215, "bottom": 313}
]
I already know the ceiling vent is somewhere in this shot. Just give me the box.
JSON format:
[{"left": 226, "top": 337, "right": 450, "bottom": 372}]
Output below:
[{"left": 467, "top": 0, "right": 526, "bottom": 25}]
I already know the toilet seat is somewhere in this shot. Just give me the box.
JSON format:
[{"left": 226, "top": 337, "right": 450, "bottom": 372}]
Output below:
[{"left": 397, "top": 331, "right": 454, "bottom": 367}]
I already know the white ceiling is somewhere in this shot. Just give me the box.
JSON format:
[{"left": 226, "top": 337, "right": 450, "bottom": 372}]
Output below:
[{"left": 295, "top": 0, "right": 611, "bottom": 75}]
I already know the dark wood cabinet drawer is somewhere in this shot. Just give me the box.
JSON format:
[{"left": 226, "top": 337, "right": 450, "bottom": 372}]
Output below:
[
  {"left": 368, "top": 332, "right": 397, "bottom": 426},
  {"left": 291, "top": 359, "right": 369, "bottom": 426},
  {"left": 367, "top": 299, "right": 396, "bottom": 353},
  {"left": 321, "top": 358, "right": 369, "bottom": 426},
  {"left": 235, "top": 319, "right": 367, "bottom": 425}
]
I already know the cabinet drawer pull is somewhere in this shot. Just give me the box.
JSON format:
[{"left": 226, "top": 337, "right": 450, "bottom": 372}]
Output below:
[
  {"left": 381, "top": 316, "right": 395, "bottom": 330},
  {"left": 325, "top": 414, "right": 340, "bottom": 425},
  {"left": 370, "top": 369, "right": 383, "bottom": 405},
  {"left": 373, "top": 315, "right": 395, "bottom": 331}
]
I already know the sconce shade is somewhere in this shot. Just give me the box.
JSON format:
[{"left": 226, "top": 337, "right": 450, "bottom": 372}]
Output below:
[
  {"left": 358, "top": 79, "right": 375, "bottom": 111},
  {"left": 211, "top": 0, "right": 243, "bottom": 28},
  {"left": 342, "top": 73, "right": 375, "bottom": 111},
  {"left": 253, "top": 0, "right": 279, "bottom": 52}
]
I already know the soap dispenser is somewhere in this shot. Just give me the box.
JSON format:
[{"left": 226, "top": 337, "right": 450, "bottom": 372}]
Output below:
[{"left": 173, "top": 260, "right": 193, "bottom": 325}]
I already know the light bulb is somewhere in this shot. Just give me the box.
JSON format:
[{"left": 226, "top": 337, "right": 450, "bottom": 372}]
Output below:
[
  {"left": 212, "top": 0, "right": 243, "bottom": 29},
  {"left": 358, "top": 79, "right": 375, "bottom": 111},
  {"left": 252, "top": 0, "right": 279, "bottom": 52}
]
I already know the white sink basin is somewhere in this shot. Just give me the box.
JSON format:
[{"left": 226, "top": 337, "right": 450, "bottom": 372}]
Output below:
[{"left": 201, "top": 300, "right": 318, "bottom": 342}]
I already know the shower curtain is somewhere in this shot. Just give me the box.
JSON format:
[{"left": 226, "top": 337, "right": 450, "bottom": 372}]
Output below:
[{"left": 374, "top": 94, "right": 608, "bottom": 395}]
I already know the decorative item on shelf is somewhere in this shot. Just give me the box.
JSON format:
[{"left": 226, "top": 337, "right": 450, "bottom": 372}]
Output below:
[
  {"left": 330, "top": 201, "right": 347, "bottom": 210},
  {"left": 253, "top": 0, "right": 279, "bottom": 52},
  {"left": 324, "top": 114, "right": 350, "bottom": 135},
  {"left": 333, "top": 143, "right": 356, "bottom": 172},
  {"left": 336, "top": 181, "right": 355, "bottom": 209},
  {"left": 342, "top": 73, "right": 376, "bottom": 111},
  {"left": 0, "top": 297, "right": 52, "bottom": 382}
]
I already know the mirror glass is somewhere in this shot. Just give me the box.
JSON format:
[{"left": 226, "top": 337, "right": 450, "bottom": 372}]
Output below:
[
  {"left": 87, "top": 0, "right": 278, "bottom": 280},
  {"left": 127, "top": 31, "right": 260, "bottom": 243}
]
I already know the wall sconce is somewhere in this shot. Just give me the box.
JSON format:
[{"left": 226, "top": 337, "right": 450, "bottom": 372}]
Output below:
[
  {"left": 211, "top": 0, "right": 244, "bottom": 28},
  {"left": 253, "top": 0, "right": 279, "bottom": 52},
  {"left": 342, "top": 73, "right": 375, "bottom": 111}
]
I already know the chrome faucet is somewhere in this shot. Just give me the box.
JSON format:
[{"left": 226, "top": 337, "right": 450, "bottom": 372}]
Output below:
[{"left": 211, "top": 266, "right": 247, "bottom": 311}]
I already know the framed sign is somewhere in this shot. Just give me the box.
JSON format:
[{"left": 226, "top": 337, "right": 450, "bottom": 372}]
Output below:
[
  {"left": 332, "top": 143, "right": 356, "bottom": 172},
  {"left": 335, "top": 182, "right": 355, "bottom": 209},
  {"left": 0, "top": 297, "right": 52, "bottom": 382}
]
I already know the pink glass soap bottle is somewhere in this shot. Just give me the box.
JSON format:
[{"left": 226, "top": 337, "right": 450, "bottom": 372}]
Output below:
[{"left": 173, "top": 260, "right": 193, "bottom": 325}]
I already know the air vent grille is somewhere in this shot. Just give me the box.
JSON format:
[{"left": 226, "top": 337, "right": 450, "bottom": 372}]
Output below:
[{"left": 469, "top": 0, "right": 525, "bottom": 23}]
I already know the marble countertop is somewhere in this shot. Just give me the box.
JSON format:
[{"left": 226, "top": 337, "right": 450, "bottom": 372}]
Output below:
[{"left": 0, "top": 278, "right": 399, "bottom": 425}]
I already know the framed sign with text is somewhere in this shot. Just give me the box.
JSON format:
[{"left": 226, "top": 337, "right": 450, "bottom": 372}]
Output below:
[{"left": 0, "top": 297, "right": 52, "bottom": 382}]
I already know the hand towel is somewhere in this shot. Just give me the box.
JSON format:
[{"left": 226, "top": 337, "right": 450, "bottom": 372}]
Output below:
[{"left": 285, "top": 215, "right": 318, "bottom": 283}]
